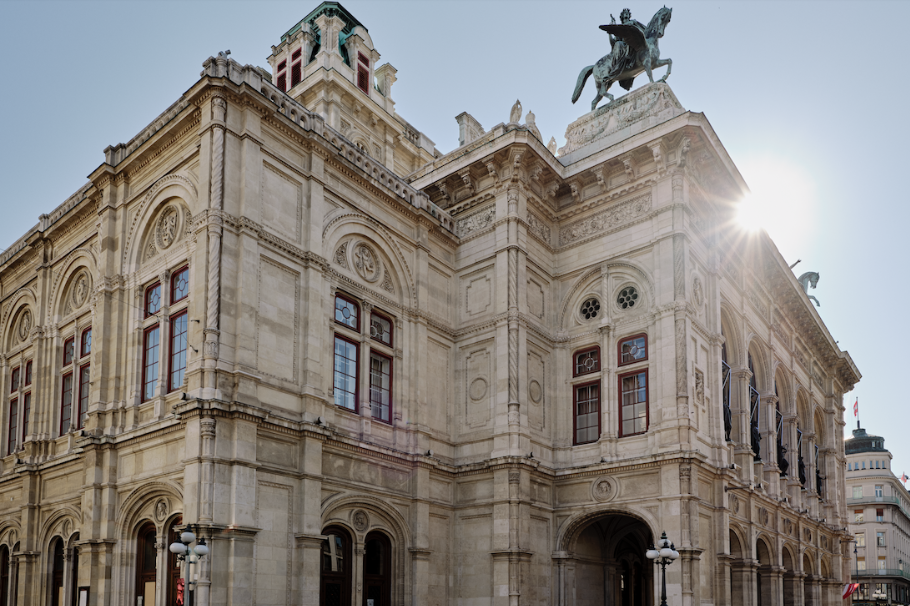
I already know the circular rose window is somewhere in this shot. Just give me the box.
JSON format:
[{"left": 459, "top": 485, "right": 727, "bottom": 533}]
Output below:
[
  {"left": 617, "top": 287, "right": 639, "bottom": 309},
  {"left": 580, "top": 297, "right": 600, "bottom": 320}
]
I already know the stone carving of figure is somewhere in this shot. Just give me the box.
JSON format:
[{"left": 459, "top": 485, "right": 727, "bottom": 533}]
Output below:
[
  {"left": 159, "top": 208, "right": 177, "bottom": 248},
  {"left": 547, "top": 137, "right": 558, "bottom": 155},
  {"left": 74, "top": 274, "right": 88, "bottom": 307},
  {"left": 509, "top": 99, "right": 522, "bottom": 124},
  {"left": 605, "top": 9, "right": 647, "bottom": 80},
  {"left": 525, "top": 111, "right": 542, "bottom": 141}
]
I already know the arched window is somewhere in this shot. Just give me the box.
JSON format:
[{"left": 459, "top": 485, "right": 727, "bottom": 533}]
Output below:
[
  {"left": 0, "top": 544, "right": 9, "bottom": 606},
  {"left": 775, "top": 382, "right": 788, "bottom": 477},
  {"left": 135, "top": 523, "right": 158, "bottom": 606},
  {"left": 721, "top": 332, "right": 732, "bottom": 442},
  {"left": 50, "top": 538, "right": 64, "bottom": 606},
  {"left": 320, "top": 526, "right": 352, "bottom": 606},
  {"left": 747, "top": 354, "right": 760, "bottom": 460},
  {"left": 363, "top": 532, "right": 392, "bottom": 606}
]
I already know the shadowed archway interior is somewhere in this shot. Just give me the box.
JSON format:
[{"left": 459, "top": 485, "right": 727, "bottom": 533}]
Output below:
[{"left": 570, "top": 513, "right": 654, "bottom": 606}]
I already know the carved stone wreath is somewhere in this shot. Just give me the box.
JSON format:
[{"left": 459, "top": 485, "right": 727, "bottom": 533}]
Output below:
[
  {"left": 591, "top": 476, "right": 617, "bottom": 502},
  {"left": 70, "top": 270, "right": 92, "bottom": 310},
  {"left": 155, "top": 206, "right": 180, "bottom": 251},
  {"left": 17, "top": 309, "right": 31, "bottom": 342},
  {"left": 352, "top": 509, "right": 369, "bottom": 532},
  {"left": 352, "top": 243, "right": 381, "bottom": 283}
]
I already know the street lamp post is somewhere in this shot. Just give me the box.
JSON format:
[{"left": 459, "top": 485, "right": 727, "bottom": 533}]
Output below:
[
  {"left": 168, "top": 525, "right": 209, "bottom": 606},
  {"left": 646, "top": 531, "right": 679, "bottom": 606}
]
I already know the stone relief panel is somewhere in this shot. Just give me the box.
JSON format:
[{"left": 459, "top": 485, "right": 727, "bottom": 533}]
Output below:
[
  {"left": 64, "top": 269, "right": 92, "bottom": 316},
  {"left": 456, "top": 205, "right": 495, "bottom": 238},
  {"left": 559, "top": 192, "right": 652, "bottom": 247},
  {"left": 17, "top": 308, "right": 31, "bottom": 343},
  {"left": 261, "top": 161, "right": 303, "bottom": 244},
  {"left": 526, "top": 212, "right": 551, "bottom": 245},
  {"left": 144, "top": 201, "right": 191, "bottom": 262},
  {"left": 527, "top": 349, "right": 546, "bottom": 431},
  {"left": 352, "top": 242, "right": 381, "bottom": 283},
  {"left": 256, "top": 257, "right": 300, "bottom": 383},
  {"left": 464, "top": 347, "right": 492, "bottom": 428},
  {"left": 465, "top": 273, "right": 492, "bottom": 317}
]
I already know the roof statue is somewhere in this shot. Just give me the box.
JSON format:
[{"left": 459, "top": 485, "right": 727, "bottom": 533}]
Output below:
[
  {"left": 797, "top": 271, "right": 821, "bottom": 307},
  {"left": 572, "top": 6, "right": 673, "bottom": 111},
  {"left": 509, "top": 99, "right": 522, "bottom": 124}
]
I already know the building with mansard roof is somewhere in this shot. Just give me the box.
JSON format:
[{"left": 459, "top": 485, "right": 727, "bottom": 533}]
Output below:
[{"left": 0, "top": 3, "right": 860, "bottom": 605}]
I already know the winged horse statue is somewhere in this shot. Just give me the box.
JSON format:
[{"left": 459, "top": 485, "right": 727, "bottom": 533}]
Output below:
[{"left": 572, "top": 7, "right": 673, "bottom": 111}]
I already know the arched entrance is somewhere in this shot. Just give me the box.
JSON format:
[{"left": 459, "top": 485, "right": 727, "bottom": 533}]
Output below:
[
  {"left": 0, "top": 544, "right": 8, "bottom": 606},
  {"left": 563, "top": 513, "right": 654, "bottom": 606},
  {"left": 49, "top": 538, "right": 64, "bottom": 606},
  {"left": 756, "top": 537, "right": 773, "bottom": 606},
  {"left": 729, "top": 530, "right": 749, "bottom": 604},
  {"left": 320, "top": 525, "right": 352, "bottom": 606},
  {"left": 363, "top": 531, "right": 391, "bottom": 606},
  {"left": 802, "top": 553, "right": 816, "bottom": 606},
  {"left": 135, "top": 522, "right": 157, "bottom": 606},
  {"left": 782, "top": 545, "right": 798, "bottom": 606}
]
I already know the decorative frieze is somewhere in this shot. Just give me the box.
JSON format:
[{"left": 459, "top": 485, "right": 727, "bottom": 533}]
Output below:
[
  {"left": 526, "top": 212, "right": 550, "bottom": 244},
  {"left": 559, "top": 192, "right": 652, "bottom": 246},
  {"left": 456, "top": 206, "right": 495, "bottom": 238}
]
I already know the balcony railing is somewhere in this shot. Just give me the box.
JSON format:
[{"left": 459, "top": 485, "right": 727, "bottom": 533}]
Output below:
[
  {"left": 847, "top": 496, "right": 910, "bottom": 521},
  {"left": 853, "top": 568, "right": 910, "bottom": 580}
]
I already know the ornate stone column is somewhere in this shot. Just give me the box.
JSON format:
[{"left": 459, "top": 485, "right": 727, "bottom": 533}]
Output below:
[
  {"left": 203, "top": 95, "right": 226, "bottom": 399},
  {"left": 506, "top": 186, "right": 520, "bottom": 455}
]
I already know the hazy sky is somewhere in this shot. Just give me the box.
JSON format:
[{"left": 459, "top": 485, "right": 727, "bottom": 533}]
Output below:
[{"left": 0, "top": 1, "right": 906, "bottom": 466}]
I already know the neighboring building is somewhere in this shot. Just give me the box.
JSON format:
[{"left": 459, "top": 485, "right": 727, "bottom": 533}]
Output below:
[
  {"left": 0, "top": 3, "right": 861, "bottom": 606},
  {"left": 846, "top": 425, "right": 910, "bottom": 604}
]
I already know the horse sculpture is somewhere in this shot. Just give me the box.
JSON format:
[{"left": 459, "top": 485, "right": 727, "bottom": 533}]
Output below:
[
  {"left": 571, "top": 6, "right": 673, "bottom": 111},
  {"left": 797, "top": 272, "right": 820, "bottom": 307}
]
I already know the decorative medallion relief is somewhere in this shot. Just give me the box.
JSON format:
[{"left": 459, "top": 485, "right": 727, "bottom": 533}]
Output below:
[
  {"left": 469, "top": 377, "right": 488, "bottom": 401},
  {"left": 528, "top": 380, "right": 542, "bottom": 404},
  {"left": 352, "top": 510, "right": 369, "bottom": 532},
  {"left": 155, "top": 499, "right": 169, "bottom": 522},
  {"left": 352, "top": 243, "right": 381, "bottom": 283},
  {"left": 17, "top": 309, "right": 31, "bottom": 342},
  {"left": 146, "top": 203, "right": 189, "bottom": 261},
  {"left": 70, "top": 270, "right": 92, "bottom": 312},
  {"left": 591, "top": 476, "right": 617, "bottom": 503}
]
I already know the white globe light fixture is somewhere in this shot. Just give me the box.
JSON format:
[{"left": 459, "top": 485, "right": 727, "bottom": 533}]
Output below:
[
  {"left": 168, "top": 524, "right": 210, "bottom": 606},
  {"left": 646, "top": 531, "right": 679, "bottom": 606}
]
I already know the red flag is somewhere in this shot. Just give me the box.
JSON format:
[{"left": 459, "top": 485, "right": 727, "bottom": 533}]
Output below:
[
  {"left": 853, "top": 399, "right": 858, "bottom": 417},
  {"left": 843, "top": 583, "right": 859, "bottom": 599},
  {"left": 902, "top": 473, "right": 908, "bottom": 484}
]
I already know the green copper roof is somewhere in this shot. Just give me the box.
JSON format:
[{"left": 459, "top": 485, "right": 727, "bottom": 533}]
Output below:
[{"left": 280, "top": 2, "right": 366, "bottom": 43}]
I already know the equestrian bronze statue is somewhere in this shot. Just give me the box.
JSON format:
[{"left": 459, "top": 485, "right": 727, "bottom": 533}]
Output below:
[{"left": 571, "top": 7, "right": 673, "bottom": 111}]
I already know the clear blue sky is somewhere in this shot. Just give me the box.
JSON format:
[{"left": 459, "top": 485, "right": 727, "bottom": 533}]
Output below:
[{"left": 1, "top": 1, "right": 906, "bottom": 464}]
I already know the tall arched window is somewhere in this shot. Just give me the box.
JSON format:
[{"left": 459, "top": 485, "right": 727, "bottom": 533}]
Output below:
[
  {"left": 720, "top": 332, "right": 732, "bottom": 442},
  {"left": 50, "top": 538, "right": 64, "bottom": 606},
  {"left": 363, "top": 532, "right": 392, "bottom": 606},
  {"left": 0, "top": 544, "right": 9, "bottom": 606},
  {"left": 135, "top": 523, "right": 158, "bottom": 606},
  {"left": 320, "top": 526, "right": 352, "bottom": 606},
  {"left": 747, "top": 353, "right": 760, "bottom": 460},
  {"left": 775, "top": 382, "right": 788, "bottom": 477}
]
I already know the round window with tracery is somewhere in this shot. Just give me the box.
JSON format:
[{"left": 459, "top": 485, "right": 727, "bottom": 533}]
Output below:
[
  {"left": 580, "top": 297, "right": 600, "bottom": 320},
  {"left": 617, "top": 286, "right": 639, "bottom": 309}
]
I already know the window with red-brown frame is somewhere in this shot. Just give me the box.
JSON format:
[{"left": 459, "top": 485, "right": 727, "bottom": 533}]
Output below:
[
  {"left": 81, "top": 327, "right": 92, "bottom": 358},
  {"left": 573, "top": 381, "right": 600, "bottom": 445},
  {"left": 618, "top": 333, "right": 647, "bottom": 366},
  {"left": 277, "top": 59, "right": 287, "bottom": 91},
  {"left": 142, "top": 325, "right": 160, "bottom": 402},
  {"left": 168, "top": 312, "right": 188, "bottom": 393},
  {"left": 63, "top": 337, "right": 75, "bottom": 366},
  {"left": 7, "top": 397, "right": 17, "bottom": 455},
  {"left": 9, "top": 367, "right": 19, "bottom": 394},
  {"left": 357, "top": 52, "right": 369, "bottom": 94},
  {"left": 573, "top": 346, "right": 600, "bottom": 377},
  {"left": 21, "top": 392, "right": 30, "bottom": 445},
  {"left": 619, "top": 369, "right": 648, "bottom": 437},
  {"left": 333, "top": 334, "right": 358, "bottom": 412},
  {"left": 60, "top": 373, "right": 73, "bottom": 435},
  {"left": 77, "top": 364, "right": 90, "bottom": 430},
  {"left": 170, "top": 266, "right": 189, "bottom": 304},
  {"left": 370, "top": 312, "right": 392, "bottom": 347},
  {"left": 369, "top": 351, "right": 392, "bottom": 424},
  {"left": 334, "top": 294, "right": 360, "bottom": 331},
  {"left": 291, "top": 62, "right": 302, "bottom": 88},
  {"left": 145, "top": 282, "right": 162, "bottom": 317}
]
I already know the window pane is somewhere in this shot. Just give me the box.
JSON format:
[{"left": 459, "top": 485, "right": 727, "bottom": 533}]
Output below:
[
  {"left": 143, "top": 327, "right": 160, "bottom": 401},
  {"left": 146, "top": 283, "right": 162, "bottom": 316},
  {"left": 77, "top": 365, "right": 90, "bottom": 429},
  {"left": 574, "top": 348, "right": 599, "bottom": 376},
  {"left": 60, "top": 374, "right": 73, "bottom": 434},
  {"left": 857, "top": 532, "right": 865, "bottom": 547},
  {"left": 171, "top": 267, "right": 189, "bottom": 303},
  {"left": 81, "top": 328, "right": 92, "bottom": 357},
  {"left": 620, "top": 336, "right": 647, "bottom": 365},
  {"left": 7, "top": 398, "right": 17, "bottom": 455},
  {"left": 21, "top": 393, "right": 30, "bottom": 441},
  {"left": 10, "top": 367, "right": 19, "bottom": 393},
  {"left": 620, "top": 371, "right": 648, "bottom": 436},
  {"left": 334, "top": 296, "right": 358, "bottom": 329},
  {"left": 169, "top": 314, "right": 188, "bottom": 392},
  {"left": 574, "top": 384, "right": 599, "bottom": 444},
  {"left": 24, "top": 361, "right": 31, "bottom": 386},
  {"left": 63, "top": 338, "right": 75, "bottom": 366},
  {"left": 370, "top": 314, "right": 392, "bottom": 346},
  {"left": 322, "top": 534, "right": 345, "bottom": 573},
  {"left": 369, "top": 353, "right": 391, "bottom": 423},
  {"left": 364, "top": 538, "right": 383, "bottom": 575},
  {"left": 333, "top": 337, "right": 357, "bottom": 411}
]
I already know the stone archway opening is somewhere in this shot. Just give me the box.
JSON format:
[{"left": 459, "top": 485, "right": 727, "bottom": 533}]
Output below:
[
  {"left": 756, "top": 537, "right": 773, "bottom": 606},
  {"left": 565, "top": 513, "right": 654, "bottom": 606}
]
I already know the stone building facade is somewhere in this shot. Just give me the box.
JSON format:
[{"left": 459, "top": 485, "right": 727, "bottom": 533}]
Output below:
[
  {"left": 0, "top": 3, "right": 860, "bottom": 606},
  {"left": 845, "top": 425, "right": 910, "bottom": 604}
]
